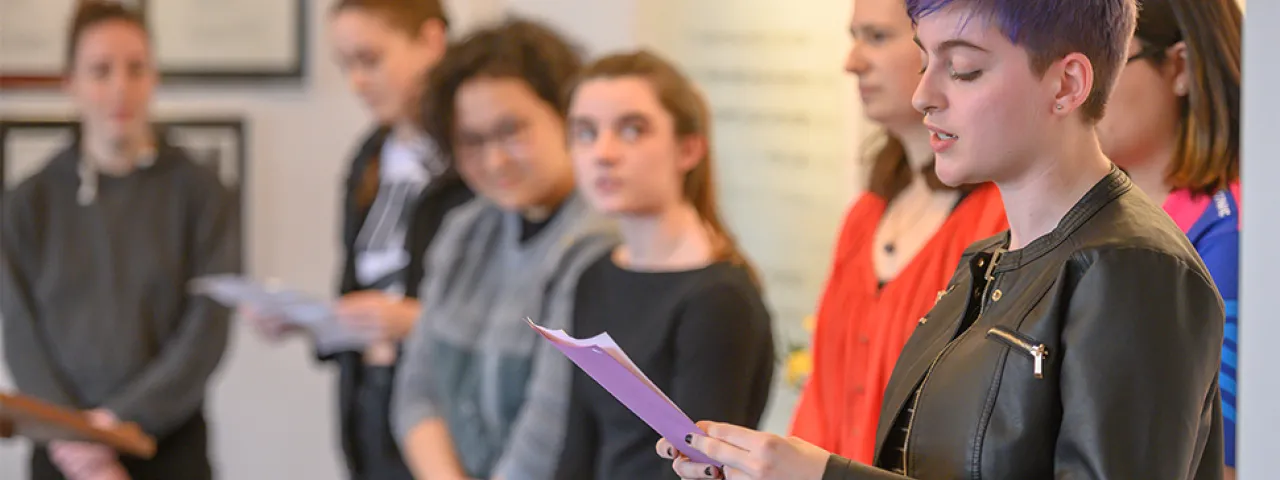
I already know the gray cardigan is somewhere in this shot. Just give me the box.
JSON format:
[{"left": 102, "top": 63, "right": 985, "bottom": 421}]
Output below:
[{"left": 392, "top": 192, "right": 617, "bottom": 480}]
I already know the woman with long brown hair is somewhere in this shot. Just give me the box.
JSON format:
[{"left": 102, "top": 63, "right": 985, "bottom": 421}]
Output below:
[
  {"left": 1096, "top": 0, "right": 1242, "bottom": 475},
  {"left": 787, "top": 0, "right": 1007, "bottom": 465},
  {"left": 243, "top": 1, "right": 469, "bottom": 479},
  {"left": 552, "top": 50, "right": 775, "bottom": 479}
]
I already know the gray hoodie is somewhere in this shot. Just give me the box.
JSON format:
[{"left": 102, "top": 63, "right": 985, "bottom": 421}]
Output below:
[{"left": 0, "top": 141, "right": 240, "bottom": 438}]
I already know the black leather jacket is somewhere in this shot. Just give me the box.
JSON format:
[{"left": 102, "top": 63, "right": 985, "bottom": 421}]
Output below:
[{"left": 824, "top": 167, "right": 1225, "bottom": 479}]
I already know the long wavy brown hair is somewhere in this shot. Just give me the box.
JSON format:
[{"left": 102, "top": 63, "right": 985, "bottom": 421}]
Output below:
[{"left": 568, "top": 50, "right": 761, "bottom": 286}]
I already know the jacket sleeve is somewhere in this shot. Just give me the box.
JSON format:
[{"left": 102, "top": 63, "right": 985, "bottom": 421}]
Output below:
[
  {"left": 492, "top": 228, "right": 616, "bottom": 480},
  {"left": 1195, "top": 229, "right": 1239, "bottom": 468},
  {"left": 390, "top": 291, "right": 441, "bottom": 442},
  {"left": 821, "top": 455, "right": 913, "bottom": 480},
  {"left": 0, "top": 186, "right": 81, "bottom": 408},
  {"left": 391, "top": 198, "right": 485, "bottom": 443},
  {"left": 1053, "top": 248, "right": 1223, "bottom": 478},
  {"left": 101, "top": 173, "right": 240, "bottom": 437}
]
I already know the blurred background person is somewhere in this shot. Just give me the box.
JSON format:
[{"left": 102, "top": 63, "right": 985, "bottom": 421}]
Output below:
[
  {"left": 243, "top": 1, "right": 465, "bottom": 479},
  {"left": 553, "top": 49, "right": 775, "bottom": 479},
  {"left": 787, "top": 0, "right": 1007, "bottom": 464},
  {"left": 391, "top": 19, "right": 617, "bottom": 480},
  {"left": 1096, "top": 0, "right": 1242, "bottom": 476},
  {"left": 0, "top": 2, "right": 239, "bottom": 479}
]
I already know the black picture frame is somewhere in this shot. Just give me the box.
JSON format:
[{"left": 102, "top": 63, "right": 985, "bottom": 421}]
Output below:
[{"left": 0, "top": 117, "right": 249, "bottom": 256}]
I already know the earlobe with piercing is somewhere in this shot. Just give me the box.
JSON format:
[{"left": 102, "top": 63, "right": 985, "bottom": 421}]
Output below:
[{"left": 1055, "top": 104, "right": 1064, "bottom": 111}]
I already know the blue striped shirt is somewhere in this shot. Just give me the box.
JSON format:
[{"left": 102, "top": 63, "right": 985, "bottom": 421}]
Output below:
[{"left": 1165, "top": 184, "right": 1240, "bottom": 467}]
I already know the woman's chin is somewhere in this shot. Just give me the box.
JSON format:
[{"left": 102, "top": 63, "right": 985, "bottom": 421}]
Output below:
[{"left": 934, "top": 160, "right": 969, "bottom": 187}]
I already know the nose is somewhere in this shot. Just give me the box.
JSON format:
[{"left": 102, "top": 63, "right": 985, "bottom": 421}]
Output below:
[
  {"left": 911, "top": 69, "right": 945, "bottom": 116},
  {"left": 591, "top": 131, "right": 622, "bottom": 166},
  {"left": 107, "top": 65, "right": 132, "bottom": 105},
  {"left": 845, "top": 42, "right": 869, "bottom": 75},
  {"left": 347, "top": 70, "right": 370, "bottom": 96},
  {"left": 482, "top": 141, "right": 512, "bottom": 173}
]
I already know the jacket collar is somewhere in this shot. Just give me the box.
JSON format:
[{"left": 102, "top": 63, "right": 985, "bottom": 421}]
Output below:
[{"left": 992, "top": 164, "right": 1131, "bottom": 272}]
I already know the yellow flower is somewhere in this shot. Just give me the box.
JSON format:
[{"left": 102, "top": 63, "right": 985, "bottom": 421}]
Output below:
[{"left": 786, "top": 347, "right": 813, "bottom": 388}]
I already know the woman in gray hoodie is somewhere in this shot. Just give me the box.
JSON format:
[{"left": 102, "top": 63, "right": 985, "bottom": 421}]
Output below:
[{"left": 0, "top": 2, "right": 239, "bottom": 479}]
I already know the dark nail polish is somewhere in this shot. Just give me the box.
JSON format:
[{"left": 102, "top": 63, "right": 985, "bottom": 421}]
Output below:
[
  {"left": 705, "top": 466, "right": 713, "bottom": 476},
  {"left": 667, "top": 447, "right": 674, "bottom": 457},
  {"left": 685, "top": 434, "right": 693, "bottom": 444}
]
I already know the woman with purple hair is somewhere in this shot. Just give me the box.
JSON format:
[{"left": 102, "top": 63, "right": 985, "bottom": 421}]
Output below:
[{"left": 656, "top": 0, "right": 1226, "bottom": 478}]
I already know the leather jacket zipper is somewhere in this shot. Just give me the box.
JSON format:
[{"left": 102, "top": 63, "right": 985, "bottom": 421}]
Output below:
[
  {"left": 902, "top": 250, "right": 1003, "bottom": 473},
  {"left": 987, "top": 326, "right": 1049, "bottom": 379}
]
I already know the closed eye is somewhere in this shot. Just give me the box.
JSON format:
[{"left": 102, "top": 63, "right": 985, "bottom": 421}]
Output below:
[{"left": 950, "top": 70, "right": 982, "bottom": 81}]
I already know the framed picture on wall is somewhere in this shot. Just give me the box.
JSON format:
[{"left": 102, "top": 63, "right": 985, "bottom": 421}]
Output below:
[
  {"left": 0, "top": 118, "right": 245, "bottom": 194},
  {"left": 0, "top": 0, "right": 306, "bottom": 88},
  {"left": 150, "top": 0, "right": 307, "bottom": 82},
  {"left": 160, "top": 120, "right": 247, "bottom": 199},
  {"left": 0, "top": 117, "right": 248, "bottom": 254},
  {"left": 0, "top": 120, "right": 79, "bottom": 189}
]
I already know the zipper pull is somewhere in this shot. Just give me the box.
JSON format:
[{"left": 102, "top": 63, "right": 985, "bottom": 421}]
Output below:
[{"left": 1030, "top": 344, "right": 1047, "bottom": 379}]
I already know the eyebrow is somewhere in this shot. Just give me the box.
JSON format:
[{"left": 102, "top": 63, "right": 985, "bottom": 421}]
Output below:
[
  {"left": 914, "top": 36, "right": 990, "bottom": 54},
  {"left": 615, "top": 112, "right": 649, "bottom": 125},
  {"left": 567, "top": 116, "right": 594, "bottom": 128}
]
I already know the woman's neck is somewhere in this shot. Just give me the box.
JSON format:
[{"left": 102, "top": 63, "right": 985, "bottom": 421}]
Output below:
[
  {"left": 520, "top": 175, "right": 575, "bottom": 222},
  {"left": 998, "top": 131, "right": 1113, "bottom": 250},
  {"left": 895, "top": 123, "right": 936, "bottom": 173},
  {"left": 82, "top": 128, "right": 153, "bottom": 175},
  {"left": 1118, "top": 144, "right": 1177, "bottom": 206},
  {"left": 390, "top": 119, "right": 423, "bottom": 144},
  {"left": 614, "top": 202, "right": 714, "bottom": 272}
]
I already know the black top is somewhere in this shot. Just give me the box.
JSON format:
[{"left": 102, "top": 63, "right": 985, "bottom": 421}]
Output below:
[
  {"left": 555, "top": 255, "right": 775, "bottom": 480},
  {"left": 331, "top": 126, "right": 473, "bottom": 477}
]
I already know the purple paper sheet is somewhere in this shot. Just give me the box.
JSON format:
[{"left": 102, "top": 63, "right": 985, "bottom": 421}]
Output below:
[{"left": 527, "top": 319, "right": 721, "bottom": 467}]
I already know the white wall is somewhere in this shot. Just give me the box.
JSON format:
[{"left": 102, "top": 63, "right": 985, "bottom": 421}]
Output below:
[
  {"left": 1238, "top": 0, "right": 1277, "bottom": 477},
  {"left": 632, "top": 0, "right": 862, "bottom": 433},
  {"left": 2, "top": 1, "right": 417, "bottom": 478}
]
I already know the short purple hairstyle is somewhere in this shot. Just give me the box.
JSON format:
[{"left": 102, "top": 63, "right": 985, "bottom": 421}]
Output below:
[{"left": 905, "top": 0, "right": 1137, "bottom": 121}]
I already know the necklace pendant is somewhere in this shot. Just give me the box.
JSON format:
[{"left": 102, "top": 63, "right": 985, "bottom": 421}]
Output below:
[{"left": 884, "top": 243, "right": 896, "bottom": 254}]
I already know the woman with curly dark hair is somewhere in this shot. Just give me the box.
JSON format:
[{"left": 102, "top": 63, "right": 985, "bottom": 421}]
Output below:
[{"left": 390, "top": 19, "right": 617, "bottom": 480}]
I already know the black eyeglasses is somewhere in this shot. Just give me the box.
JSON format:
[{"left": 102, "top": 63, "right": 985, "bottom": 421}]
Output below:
[{"left": 1126, "top": 44, "right": 1173, "bottom": 64}]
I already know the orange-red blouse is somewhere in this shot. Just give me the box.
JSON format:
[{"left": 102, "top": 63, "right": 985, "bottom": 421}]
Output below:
[{"left": 790, "top": 183, "right": 1008, "bottom": 464}]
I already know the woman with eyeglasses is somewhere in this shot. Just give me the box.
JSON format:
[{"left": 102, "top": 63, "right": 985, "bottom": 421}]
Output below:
[
  {"left": 1096, "top": 0, "right": 1242, "bottom": 476},
  {"left": 656, "top": 0, "right": 1225, "bottom": 478},
  {"left": 390, "top": 19, "right": 617, "bottom": 480}
]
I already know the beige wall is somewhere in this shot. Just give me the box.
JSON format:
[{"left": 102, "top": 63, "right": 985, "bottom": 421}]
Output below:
[{"left": 0, "top": 0, "right": 861, "bottom": 477}]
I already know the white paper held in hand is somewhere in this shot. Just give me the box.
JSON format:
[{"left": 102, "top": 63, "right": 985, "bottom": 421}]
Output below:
[{"left": 189, "top": 274, "right": 376, "bottom": 354}]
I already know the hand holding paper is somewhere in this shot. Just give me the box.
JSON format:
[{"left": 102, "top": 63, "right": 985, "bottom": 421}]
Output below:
[
  {"left": 189, "top": 274, "right": 377, "bottom": 354},
  {"left": 525, "top": 318, "right": 721, "bottom": 467}
]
